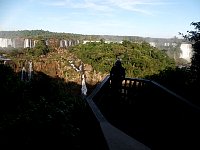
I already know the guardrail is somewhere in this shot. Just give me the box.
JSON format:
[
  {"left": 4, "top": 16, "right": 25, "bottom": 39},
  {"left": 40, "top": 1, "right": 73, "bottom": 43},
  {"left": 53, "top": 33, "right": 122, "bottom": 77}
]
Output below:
[
  {"left": 84, "top": 75, "right": 200, "bottom": 150},
  {"left": 85, "top": 75, "right": 151, "bottom": 150}
]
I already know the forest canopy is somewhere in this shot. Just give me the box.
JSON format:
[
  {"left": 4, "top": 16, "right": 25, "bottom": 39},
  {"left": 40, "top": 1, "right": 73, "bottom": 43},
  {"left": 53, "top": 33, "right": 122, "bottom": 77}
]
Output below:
[{"left": 69, "top": 40, "right": 175, "bottom": 78}]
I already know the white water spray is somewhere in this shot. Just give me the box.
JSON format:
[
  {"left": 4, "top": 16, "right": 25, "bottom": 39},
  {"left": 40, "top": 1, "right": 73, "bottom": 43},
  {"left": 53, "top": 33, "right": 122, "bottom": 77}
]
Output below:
[
  {"left": 69, "top": 60, "right": 87, "bottom": 96},
  {"left": 28, "top": 61, "right": 33, "bottom": 80},
  {"left": 21, "top": 66, "right": 26, "bottom": 81}
]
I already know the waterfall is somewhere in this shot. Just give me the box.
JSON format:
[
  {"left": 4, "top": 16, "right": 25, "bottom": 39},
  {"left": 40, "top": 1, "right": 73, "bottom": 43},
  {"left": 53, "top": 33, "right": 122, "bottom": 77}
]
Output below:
[
  {"left": 2, "top": 38, "right": 7, "bottom": 47},
  {"left": 24, "top": 39, "right": 29, "bottom": 48},
  {"left": 81, "top": 74, "right": 87, "bottom": 96},
  {"left": 68, "top": 40, "right": 72, "bottom": 46},
  {"left": 28, "top": 61, "right": 33, "bottom": 80},
  {"left": 29, "top": 39, "right": 32, "bottom": 48},
  {"left": 12, "top": 39, "right": 16, "bottom": 48},
  {"left": 21, "top": 66, "right": 27, "bottom": 81},
  {"left": 7, "top": 39, "right": 12, "bottom": 47},
  {"left": 24, "top": 39, "right": 34, "bottom": 48},
  {"left": 80, "top": 62, "right": 87, "bottom": 96},
  {"left": 0, "top": 38, "right": 81, "bottom": 48},
  {"left": 45, "top": 40, "right": 48, "bottom": 46},
  {"left": 0, "top": 38, "right": 10, "bottom": 47},
  {"left": 60, "top": 40, "right": 63, "bottom": 47},
  {"left": 60, "top": 40, "right": 77, "bottom": 48},
  {"left": 180, "top": 43, "right": 192, "bottom": 62},
  {"left": 64, "top": 40, "right": 68, "bottom": 47},
  {"left": 69, "top": 60, "right": 80, "bottom": 72},
  {"left": 69, "top": 60, "right": 87, "bottom": 96}
]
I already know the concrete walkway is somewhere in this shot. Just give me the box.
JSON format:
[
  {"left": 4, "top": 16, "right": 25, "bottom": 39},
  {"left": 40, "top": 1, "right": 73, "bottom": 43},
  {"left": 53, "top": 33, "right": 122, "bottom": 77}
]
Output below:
[{"left": 100, "top": 122, "right": 151, "bottom": 150}]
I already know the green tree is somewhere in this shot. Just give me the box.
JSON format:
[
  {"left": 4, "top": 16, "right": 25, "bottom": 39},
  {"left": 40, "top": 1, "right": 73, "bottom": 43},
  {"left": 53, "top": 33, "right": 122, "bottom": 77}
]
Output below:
[
  {"left": 100, "top": 38, "right": 105, "bottom": 44},
  {"left": 69, "top": 41, "right": 175, "bottom": 78},
  {"left": 122, "top": 40, "right": 131, "bottom": 47},
  {"left": 180, "top": 21, "right": 200, "bottom": 82},
  {"left": 33, "top": 39, "right": 49, "bottom": 56}
]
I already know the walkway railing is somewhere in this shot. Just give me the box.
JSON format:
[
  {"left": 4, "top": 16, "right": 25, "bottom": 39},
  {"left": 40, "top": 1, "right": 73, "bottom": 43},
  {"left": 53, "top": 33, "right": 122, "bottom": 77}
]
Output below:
[
  {"left": 84, "top": 75, "right": 200, "bottom": 150},
  {"left": 85, "top": 75, "right": 151, "bottom": 150}
]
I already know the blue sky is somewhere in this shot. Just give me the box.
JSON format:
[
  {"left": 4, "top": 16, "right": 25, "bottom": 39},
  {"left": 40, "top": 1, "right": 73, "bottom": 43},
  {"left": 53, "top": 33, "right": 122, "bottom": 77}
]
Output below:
[{"left": 0, "top": 0, "right": 199, "bottom": 38}]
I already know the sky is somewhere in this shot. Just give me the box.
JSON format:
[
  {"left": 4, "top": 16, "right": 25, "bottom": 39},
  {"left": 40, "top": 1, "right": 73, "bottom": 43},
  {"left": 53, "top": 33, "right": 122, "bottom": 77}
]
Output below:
[{"left": 0, "top": 0, "right": 199, "bottom": 38}]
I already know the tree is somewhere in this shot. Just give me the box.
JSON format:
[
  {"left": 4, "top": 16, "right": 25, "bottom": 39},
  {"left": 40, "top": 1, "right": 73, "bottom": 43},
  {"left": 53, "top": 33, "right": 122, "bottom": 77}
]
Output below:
[
  {"left": 33, "top": 39, "right": 49, "bottom": 56},
  {"left": 180, "top": 21, "right": 200, "bottom": 83},
  {"left": 122, "top": 40, "right": 131, "bottom": 47},
  {"left": 100, "top": 38, "right": 105, "bottom": 44}
]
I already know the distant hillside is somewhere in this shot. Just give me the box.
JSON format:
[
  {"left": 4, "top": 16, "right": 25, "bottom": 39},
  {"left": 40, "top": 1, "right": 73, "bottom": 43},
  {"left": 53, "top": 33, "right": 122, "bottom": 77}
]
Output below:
[
  {"left": 0, "top": 30, "right": 190, "bottom": 64},
  {"left": 0, "top": 30, "right": 184, "bottom": 43}
]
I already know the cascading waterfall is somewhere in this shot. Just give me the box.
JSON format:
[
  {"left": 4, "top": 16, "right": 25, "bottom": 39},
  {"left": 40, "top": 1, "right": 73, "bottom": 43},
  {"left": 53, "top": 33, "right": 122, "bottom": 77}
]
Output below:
[
  {"left": 180, "top": 43, "right": 192, "bottom": 62},
  {"left": 28, "top": 61, "right": 33, "bottom": 80},
  {"left": 24, "top": 39, "right": 29, "bottom": 48},
  {"left": 0, "top": 38, "right": 13, "bottom": 47},
  {"left": 0, "top": 38, "right": 80, "bottom": 48},
  {"left": 81, "top": 73, "right": 87, "bottom": 96},
  {"left": 20, "top": 60, "right": 33, "bottom": 81},
  {"left": 45, "top": 40, "right": 48, "bottom": 46},
  {"left": 79, "top": 62, "right": 87, "bottom": 96},
  {"left": 69, "top": 60, "right": 80, "bottom": 72},
  {"left": 29, "top": 39, "right": 32, "bottom": 48},
  {"left": 0, "top": 38, "right": 8, "bottom": 47},
  {"left": 59, "top": 39, "right": 79, "bottom": 48},
  {"left": 68, "top": 40, "right": 71, "bottom": 46},
  {"left": 24, "top": 39, "right": 35, "bottom": 48},
  {"left": 21, "top": 66, "right": 27, "bottom": 81},
  {"left": 69, "top": 60, "right": 87, "bottom": 96},
  {"left": 12, "top": 39, "right": 16, "bottom": 48},
  {"left": 64, "top": 40, "right": 68, "bottom": 47},
  {"left": 60, "top": 40, "right": 64, "bottom": 47},
  {"left": 7, "top": 39, "right": 12, "bottom": 47}
]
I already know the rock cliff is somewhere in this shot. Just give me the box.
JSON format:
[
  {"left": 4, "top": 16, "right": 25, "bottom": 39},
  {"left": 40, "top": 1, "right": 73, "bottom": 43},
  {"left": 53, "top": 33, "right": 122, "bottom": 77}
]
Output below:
[{"left": 11, "top": 48, "right": 107, "bottom": 87}]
